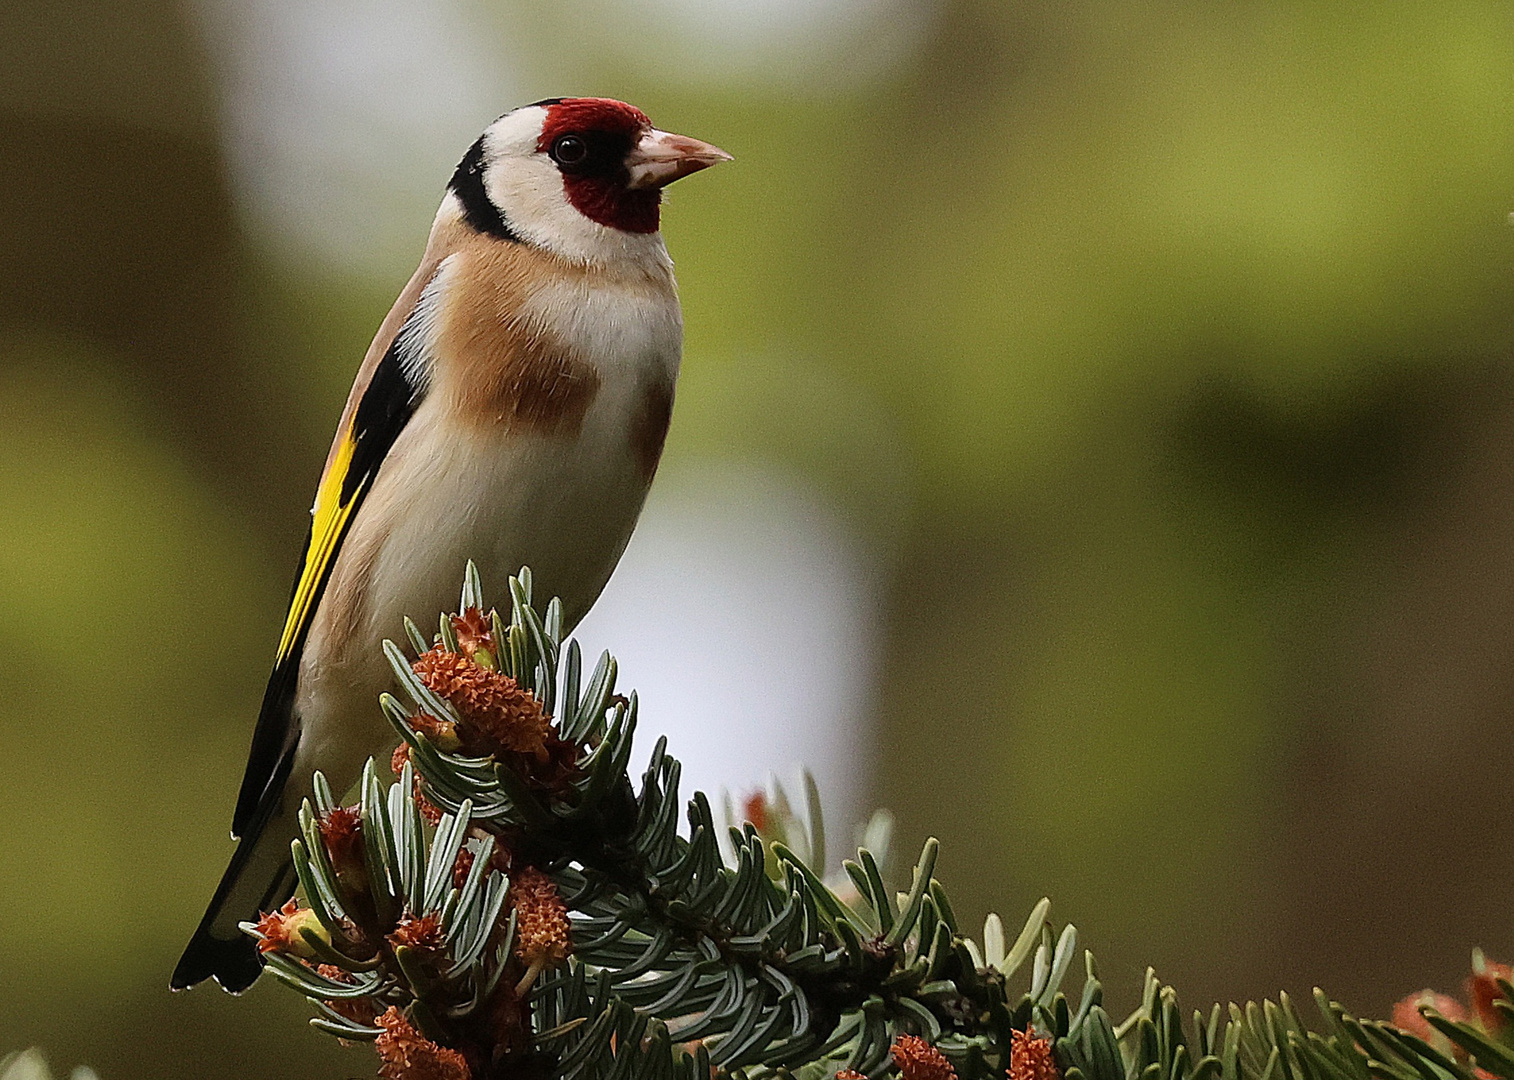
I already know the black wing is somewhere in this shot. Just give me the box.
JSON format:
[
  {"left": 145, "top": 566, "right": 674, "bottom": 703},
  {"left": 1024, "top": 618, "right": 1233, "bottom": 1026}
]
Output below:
[{"left": 231, "top": 300, "right": 434, "bottom": 836}]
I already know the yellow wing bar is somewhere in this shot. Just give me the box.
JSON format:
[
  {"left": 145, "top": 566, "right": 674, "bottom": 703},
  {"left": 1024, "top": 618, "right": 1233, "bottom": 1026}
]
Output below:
[{"left": 276, "top": 426, "right": 361, "bottom": 663}]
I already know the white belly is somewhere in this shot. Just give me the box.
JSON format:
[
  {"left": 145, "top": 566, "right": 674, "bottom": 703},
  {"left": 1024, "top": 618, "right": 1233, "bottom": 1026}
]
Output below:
[
  {"left": 368, "top": 399, "right": 650, "bottom": 633},
  {"left": 295, "top": 385, "right": 654, "bottom": 770}
]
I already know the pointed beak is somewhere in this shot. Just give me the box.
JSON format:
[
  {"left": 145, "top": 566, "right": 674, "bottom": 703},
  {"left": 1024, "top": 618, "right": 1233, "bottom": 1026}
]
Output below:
[{"left": 625, "top": 129, "right": 733, "bottom": 190}]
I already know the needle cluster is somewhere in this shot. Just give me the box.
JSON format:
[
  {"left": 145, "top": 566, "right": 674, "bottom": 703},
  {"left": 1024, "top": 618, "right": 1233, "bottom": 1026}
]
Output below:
[{"left": 242, "top": 565, "right": 1514, "bottom": 1080}]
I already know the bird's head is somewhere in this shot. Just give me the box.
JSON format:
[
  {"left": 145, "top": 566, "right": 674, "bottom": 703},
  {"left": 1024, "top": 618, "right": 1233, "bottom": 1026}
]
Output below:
[{"left": 449, "top": 98, "right": 731, "bottom": 264}]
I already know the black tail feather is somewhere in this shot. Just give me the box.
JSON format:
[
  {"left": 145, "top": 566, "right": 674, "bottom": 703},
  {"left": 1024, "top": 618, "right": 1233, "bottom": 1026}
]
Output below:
[
  {"left": 171, "top": 923, "right": 264, "bottom": 993},
  {"left": 170, "top": 847, "right": 297, "bottom": 992},
  {"left": 172, "top": 741, "right": 300, "bottom": 993}
]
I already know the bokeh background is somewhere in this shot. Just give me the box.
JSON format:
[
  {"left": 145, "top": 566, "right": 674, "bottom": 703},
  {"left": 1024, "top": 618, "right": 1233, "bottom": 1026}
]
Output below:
[{"left": 5, "top": 1, "right": 1514, "bottom": 1076}]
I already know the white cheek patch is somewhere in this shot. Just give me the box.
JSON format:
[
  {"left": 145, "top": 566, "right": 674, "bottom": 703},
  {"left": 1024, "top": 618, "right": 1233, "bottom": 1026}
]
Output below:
[
  {"left": 477, "top": 109, "right": 673, "bottom": 270},
  {"left": 485, "top": 156, "right": 587, "bottom": 248}
]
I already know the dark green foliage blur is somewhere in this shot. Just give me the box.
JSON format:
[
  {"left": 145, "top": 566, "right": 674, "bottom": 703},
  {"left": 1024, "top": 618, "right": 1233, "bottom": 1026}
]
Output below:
[{"left": 3, "top": 2, "right": 1514, "bottom": 1077}]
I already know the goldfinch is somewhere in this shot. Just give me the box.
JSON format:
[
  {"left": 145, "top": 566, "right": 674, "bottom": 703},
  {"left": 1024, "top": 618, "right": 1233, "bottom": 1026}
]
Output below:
[{"left": 171, "top": 98, "right": 730, "bottom": 992}]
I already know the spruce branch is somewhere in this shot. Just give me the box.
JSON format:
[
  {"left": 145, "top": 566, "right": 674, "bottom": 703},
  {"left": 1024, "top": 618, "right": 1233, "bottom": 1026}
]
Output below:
[{"left": 240, "top": 563, "right": 1514, "bottom": 1080}]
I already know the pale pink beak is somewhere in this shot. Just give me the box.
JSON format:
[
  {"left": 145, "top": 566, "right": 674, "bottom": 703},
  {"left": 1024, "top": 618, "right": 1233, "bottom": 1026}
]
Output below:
[{"left": 625, "top": 129, "right": 733, "bottom": 190}]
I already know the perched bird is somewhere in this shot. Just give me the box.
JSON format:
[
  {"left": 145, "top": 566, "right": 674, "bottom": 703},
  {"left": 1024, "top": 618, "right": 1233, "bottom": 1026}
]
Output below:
[{"left": 171, "top": 98, "right": 730, "bottom": 992}]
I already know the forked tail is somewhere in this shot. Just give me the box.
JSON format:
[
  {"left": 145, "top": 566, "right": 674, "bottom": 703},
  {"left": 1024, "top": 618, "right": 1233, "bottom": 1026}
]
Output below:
[{"left": 171, "top": 747, "right": 300, "bottom": 993}]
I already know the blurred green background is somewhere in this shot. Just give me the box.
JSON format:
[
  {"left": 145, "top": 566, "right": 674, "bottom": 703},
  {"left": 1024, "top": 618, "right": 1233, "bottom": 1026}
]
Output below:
[{"left": 5, "top": 1, "right": 1514, "bottom": 1076}]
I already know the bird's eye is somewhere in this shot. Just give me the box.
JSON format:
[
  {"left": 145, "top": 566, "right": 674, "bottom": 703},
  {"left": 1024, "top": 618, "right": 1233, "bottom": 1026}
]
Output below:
[{"left": 550, "top": 135, "right": 588, "bottom": 167}]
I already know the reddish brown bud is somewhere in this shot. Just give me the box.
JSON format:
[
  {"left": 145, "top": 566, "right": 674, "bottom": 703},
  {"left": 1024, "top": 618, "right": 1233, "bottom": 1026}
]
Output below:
[
  {"left": 253, "top": 899, "right": 327, "bottom": 957},
  {"left": 1467, "top": 957, "right": 1514, "bottom": 1034},
  {"left": 415, "top": 784, "right": 443, "bottom": 826},
  {"left": 511, "top": 865, "right": 572, "bottom": 971},
  {"left": 452, "top": 845, "right": 476, "bottom": 890},
  {"left": 388, "top": 911, "right": 446, "bottom": 956},
  {"left": 374, "top": 1007, "right": 470, "bottom": 1080},
  {"left": 412, "top": 647, "right": 549, "bottom": 758},
  {"left": 451, "top": 607, "right": 496, "bottom": 667},
  {"left": 411, "top": 713, "right": 461, "bottom": 752},
  {"left": 318, "top": 805, "right": 365, "bottom": 889},
  {"left": 891, "top": 1035, "right": 955, "bottom": 1080},
  {"left": 391, "top": 741, "right": 445, "bottom": 824},
  {"left": 1392, "top": 990, "right": 1466, "bottom": 1057},
  {"left": 315, "top": 964, "right": 380, "bottom": 1027},
  {"left": 836, "top": 1072, "right": 867, "bottom": 1080},
  {"left": 1010, "top": 1029, "right": 1060, "bottom": 1080},
  {"left": 743, "top": 791, "right": 770, "bottom": 833}
]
